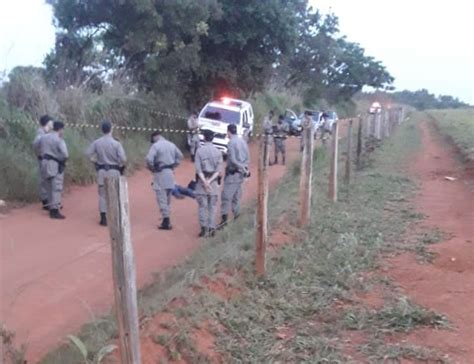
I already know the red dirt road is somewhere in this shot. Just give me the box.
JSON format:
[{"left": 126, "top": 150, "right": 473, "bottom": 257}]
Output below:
[
  {"left": 0, "top": 139, "right": 300, "bottom": 362},
  {"left": 389, "top": 120, "right": 474, "bottom": 363}
]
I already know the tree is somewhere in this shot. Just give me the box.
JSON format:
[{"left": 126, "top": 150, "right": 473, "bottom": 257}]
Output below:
[
  {"left": 4, "top": 66, "right": 58, "bottom": 117},
  {"left": 187, "top": 0, "right": 305, "bottom": 104},
  {"left": 46, "top": 0, "right": 394, "bottom": 108},
  {"left": 46, "top": 0, "right": 222, "bottom": 102},
  {"left": 281, "top": 10, "right": 393, "bottom": 104}
]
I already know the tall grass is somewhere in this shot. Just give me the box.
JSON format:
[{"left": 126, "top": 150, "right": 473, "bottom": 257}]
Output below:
[
  {"left": 426, "top": 108, "right": 474, "bottom": 162},
  {"left": 1, "top": 79, "right": 361, "bottom": 203}
]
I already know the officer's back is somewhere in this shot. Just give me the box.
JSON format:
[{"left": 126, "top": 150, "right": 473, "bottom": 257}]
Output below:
[
  {"left": 40, "top": 132, "right": 68, "bottom": 160},
  {"left": 150, "top": 137, "right": 181, "bottom": 166},
  {"left": 197, "top": 143, "right": 221, "bottom": 173},
  {"left": 90, "top": 134, "right": 126, "bottom": 165},
  {"left": 227, "top": 134, "right": 249, "bottom": 171}
]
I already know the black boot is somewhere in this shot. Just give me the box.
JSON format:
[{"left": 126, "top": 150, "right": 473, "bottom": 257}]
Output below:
[
  {"left": 274, "top": 156, "right": 278, "bottom": 165},
  {"left": 191, "top": 154, "right": 195, "bottom": 163},
  {"left": 50, "top": 209, "right": 65, "bottom": 219},
  {"left": 99, "top": 212, "right": 107, "bottom": 226},
  {"left": 159, "top": 217, "right": 172, "bottom": 230},
  {"left": 198, "top": 226, "right": 207, "bottom": 237},
  {"left": 42, "top": 199, "right": 49, "bottom": 211},
  {"left": 218, "top": 214, "right": 228, "bottom": 229},
  {"left": 208, "top": 228, "right": 216, "bottom": 237},
  {"left": 282, "top": 156, "right": 286, "bottom": 165}
]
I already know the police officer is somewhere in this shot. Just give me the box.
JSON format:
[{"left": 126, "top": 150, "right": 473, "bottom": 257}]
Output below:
[
  {"left": 321, "top": 112, "right": 331, "bottom": 140},
  {"left": 39, "top": 121, "right": 68, "bottom": 219},
  {"left": 272, "top": 115, "right": 289, "bottom": 165},
  {"left": 220, "top": 124, "right": 250, "bottom": 226},
  {"left": 146, "top": 130, "right": 183, "bottom": 230},
  {"left": 33, "top": 115, "right": 54, "bottom": 210},
  {"left": 194, "top": 129, "right": 223, "bottom": 237},
  {"left": 262, "top": 110, "right": 274, "bottom": 135},
  {"left": 187, "top": 111, "right": 200, "bottom": 162},
  {"left": 300, "top": 111, "right": 313, "bottom": 152},
  {"left": 86, "top": 120, "right": 127, "bottom": 226}
]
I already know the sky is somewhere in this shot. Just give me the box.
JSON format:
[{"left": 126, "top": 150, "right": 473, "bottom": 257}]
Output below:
[{"left": 0, "top": 0, "right": 473, "bottom": 104}]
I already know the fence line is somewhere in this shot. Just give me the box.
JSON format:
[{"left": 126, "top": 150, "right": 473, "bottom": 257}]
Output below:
[
  {"left": 256, "top": 134, "right": 270, "bottom": 276},
  {"left": 4, "top": 116, "right": 357, "bottom": 139}
]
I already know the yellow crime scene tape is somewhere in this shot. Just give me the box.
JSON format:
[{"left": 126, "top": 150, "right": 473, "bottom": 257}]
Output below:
[{"left": 4, "top": 112, "right": 355, "bottom": 139}]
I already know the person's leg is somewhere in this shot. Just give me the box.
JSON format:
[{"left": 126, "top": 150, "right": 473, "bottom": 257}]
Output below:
[
  {"left": 155, "top": 188, "right": 172, "bottom": 229},
  {"left": 220, "top": 182, "right": 232, "bottom": 217},
  {"left": 50, "top": 173, "right": 65, "bottom": 219},
  {"left": 231, "top": 182, "right": 243, "bottom": 218},
  {"left": 98, "top": 184, "right": 107, "bottom": 225},
  {"left": 155, "top": 188, "right": 169, "bottom": 218},
  {"left": 282, "top": 143, "right": 286, "bottom": 165},
  {"left": 209, "top": 195, "right": 218, "bottom": 233},
  {"left": 196, "top": 195, "right": 208, "bottom": 237},
  {"left": 273, "top": 140, "right": 278, "bottom": 164},
  {"left": 98, "top": 184, "right": 107, "bottom": 213},
  {"left": 46, "top": 177, "right": 53, "bottom": 210},
  {"left": 38, "top": 160, "right": 48, "bottom": 208}
]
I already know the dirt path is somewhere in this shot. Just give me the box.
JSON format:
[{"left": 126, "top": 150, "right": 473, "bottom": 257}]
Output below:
[
  {"left": 388, "top": 119, "right": 474, "bottom": 362},
  {"left": 0, "top": 139, "right": 300, "bottom": 361}
]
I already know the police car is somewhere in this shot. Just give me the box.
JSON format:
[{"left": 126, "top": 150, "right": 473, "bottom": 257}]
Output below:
[
  {"left": 369, "top": 102, "right": 382, "bottom": 114},
  {"left": 197, "top": 97, "right": 254, "bottom": 155}
]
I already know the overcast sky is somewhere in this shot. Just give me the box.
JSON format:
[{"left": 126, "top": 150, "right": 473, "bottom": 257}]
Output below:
[{"left": 0, "top": 0, "right": 472, "bottom": 103}]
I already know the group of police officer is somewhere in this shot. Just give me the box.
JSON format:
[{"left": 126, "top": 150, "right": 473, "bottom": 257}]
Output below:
[
  {"left": 33, "top": 114, "right": 250, "bottom": 238},
  {"left": 262, "top": 110, "right": 290, "bottom": 165}
]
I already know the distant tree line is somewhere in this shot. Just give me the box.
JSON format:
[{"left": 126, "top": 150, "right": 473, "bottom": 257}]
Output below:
[
  {"left": 40, "top": 0, "right": 393, "bottom": 108},
  {"left": 389, "top": 89, "right": 469, "bottom": 110},
  {"left": 359, "top": 89, "right": 470, "bottom": 110}
]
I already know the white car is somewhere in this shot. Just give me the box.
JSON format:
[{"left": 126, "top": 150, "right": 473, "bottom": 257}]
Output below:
[{"left": 197, "top": 97, "right": 254, "bottom": 154}]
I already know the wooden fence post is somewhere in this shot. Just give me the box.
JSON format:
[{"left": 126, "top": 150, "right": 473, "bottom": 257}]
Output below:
[
  {"left": 344, "top": 119, "right": 353, "bottom": 184},
  {"left": 367, "top": 114, "right": 374, "bottom": 138},
  {"left": 256, "top": 134, "right": 270, "bottom": 276},
  {"left": 356, "top": 116, "right": 363, "bottom": 170},
  {"left": 328, "top": 121, "right": 339, "bottom": 202},
  {"left": 298, "top": 119, "right": 314, "bottom": 227},
  {"left": 375, "top": 113, "right": 382, "bottom": 140},
  {"left": 105, "top": 176, "right": 141, "bottom": 364}
]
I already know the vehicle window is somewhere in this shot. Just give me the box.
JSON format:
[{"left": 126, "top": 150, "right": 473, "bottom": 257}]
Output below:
[
  {"left": 243, "top": 111, "right": 248, "bottom": 125},
  {"left": 202, "top": 106, "right": 240, "bottom": 124}
]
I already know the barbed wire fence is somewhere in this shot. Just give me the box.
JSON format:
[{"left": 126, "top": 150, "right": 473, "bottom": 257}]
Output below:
[{"left": 254, "top": 106, "right": 405, "bottom": 276}]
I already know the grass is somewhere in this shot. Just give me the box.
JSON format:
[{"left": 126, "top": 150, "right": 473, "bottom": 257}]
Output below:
[
  {"left": 360, "top": 342, "right": 450, "bottom": 364},
  {"left": 426, "top": 108, "right": 474, "bottom": 162},
  {"left": 39, "top": 114, "right": 451, "bottom": 363},
  {"left": 343, "top": 297, "right": 449, "bottom": 333}
]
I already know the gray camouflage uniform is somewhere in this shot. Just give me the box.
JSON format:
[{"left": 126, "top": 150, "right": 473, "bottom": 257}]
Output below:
[
  {"left": 146, "top": 137, "right": 183, "bottom": 219},
  {"left": 33, "top": 127, "right": 49, "bottom": 201},
  {"left": 221, "top": 135, "right": 250, "bottom": 217},
  {"left": 39, "top": 132, "right": 69, "bottom": 210},
  {"left": 195, "top": 142, "right": 223, "bottom": 229},
  {"left": 187, "top": 116, "right": 200, "bottom": 157},
  {"left": 86, "top": 135, "right": 127, "bottom": 213}
]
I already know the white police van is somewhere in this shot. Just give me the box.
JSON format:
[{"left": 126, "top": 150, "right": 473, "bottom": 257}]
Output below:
[{"left": 197, "top": 97, "right": 254, "bottom": 155}]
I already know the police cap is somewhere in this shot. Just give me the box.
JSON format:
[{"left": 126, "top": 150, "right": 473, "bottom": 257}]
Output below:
[{"left": 53, "top": 121, "right": 65, "bottom": 131}]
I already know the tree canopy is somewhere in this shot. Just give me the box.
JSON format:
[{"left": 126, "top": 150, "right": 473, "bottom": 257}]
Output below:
[{"left": 45, "top": 0, "right": 394, "bottom": 106}]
